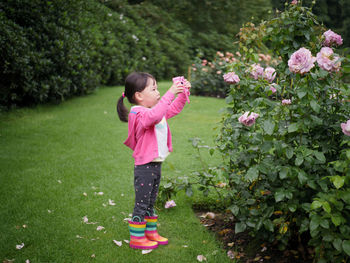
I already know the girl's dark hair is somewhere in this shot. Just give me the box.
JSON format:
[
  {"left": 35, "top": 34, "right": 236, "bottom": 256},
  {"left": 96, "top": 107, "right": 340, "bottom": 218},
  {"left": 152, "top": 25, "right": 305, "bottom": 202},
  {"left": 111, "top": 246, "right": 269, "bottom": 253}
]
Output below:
[{"left": 117, "top": 72, "right": 155, "bottom": 122}]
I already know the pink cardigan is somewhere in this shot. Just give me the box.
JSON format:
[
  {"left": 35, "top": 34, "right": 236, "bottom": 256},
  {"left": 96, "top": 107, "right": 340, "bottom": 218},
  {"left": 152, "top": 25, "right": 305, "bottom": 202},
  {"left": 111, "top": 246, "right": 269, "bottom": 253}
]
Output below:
[{"left": 124, "top": 91, "right": 187, "bottom": 165}]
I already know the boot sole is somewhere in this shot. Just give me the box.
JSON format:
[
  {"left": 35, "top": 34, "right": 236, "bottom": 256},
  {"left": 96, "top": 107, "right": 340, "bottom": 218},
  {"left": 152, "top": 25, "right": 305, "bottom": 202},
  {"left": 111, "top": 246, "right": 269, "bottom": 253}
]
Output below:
[{"left": 130, "top": 243, "right": 158, "bottom": 250}]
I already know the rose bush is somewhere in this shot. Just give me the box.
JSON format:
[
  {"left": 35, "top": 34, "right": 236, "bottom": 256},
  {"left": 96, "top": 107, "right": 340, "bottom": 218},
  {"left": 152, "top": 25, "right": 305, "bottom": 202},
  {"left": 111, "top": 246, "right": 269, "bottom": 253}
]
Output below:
[{"left": 185, "top": 2, "right": 350, "bottom": 262}]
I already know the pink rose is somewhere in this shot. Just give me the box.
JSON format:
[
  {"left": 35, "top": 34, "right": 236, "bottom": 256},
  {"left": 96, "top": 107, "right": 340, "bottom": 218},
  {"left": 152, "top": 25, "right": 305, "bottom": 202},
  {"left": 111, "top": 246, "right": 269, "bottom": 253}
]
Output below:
[
  {"left": 323, "top": 30, "right": 343, "bottom": 47},
  {"left": 248, "top": 64, "right": 264, "bottom": 80},
  {"left": 316, "top": 47, "right": 341, "bottom": 72},
  {"left": 238, "top": 111, "right": 259, "bottom": 126},
  {"left": 263, "top": 67, "right": 276, "bottom": 82},
  {"left": 282, "top": 99, "right": 292, "bottom": 105},
  {"left": 269, "top": 84, "right": 277, "bottom": 93},
  {"left": 341, "top": 120, "right": 350, "bottom": 136},
  {"left": 223, "top": 72, "right": 240, "bottom": 84},
  {"left": 202, "top": 59, "right": 208, "bottom": 66},
  {"left": 165, "top": 200, "right": 176, "bottom": 209},
  {"left": 288, "top": 47, "right": 316, "bottom": 74},
  {"left": 291, "top": 0, "right": 298, "bottom": 4},
  {"left": 216, "top": 70, "right": 222, "bottom": 75}
]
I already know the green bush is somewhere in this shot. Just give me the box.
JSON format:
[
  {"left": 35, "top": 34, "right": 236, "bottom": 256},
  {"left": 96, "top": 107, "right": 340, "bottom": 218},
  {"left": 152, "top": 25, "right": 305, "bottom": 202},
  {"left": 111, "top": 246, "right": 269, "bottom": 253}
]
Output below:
[
  {"left": 215, "top": 3, "right": 350, "bottom": 262},
  {"left": 190, "top": 52, "right": 233, "bottom": 98},
  {"left": 169, "top": 2, "right": 350, "bottom": 262},
  {"left": 0, "top": 0, "right": 103, "bottom": 108}
]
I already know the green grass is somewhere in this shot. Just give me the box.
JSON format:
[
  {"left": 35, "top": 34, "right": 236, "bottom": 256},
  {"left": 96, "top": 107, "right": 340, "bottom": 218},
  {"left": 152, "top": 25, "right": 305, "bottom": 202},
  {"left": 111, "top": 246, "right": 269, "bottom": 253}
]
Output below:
[{"left": 0, "top": 81, "right": 229, "bottom": 262}]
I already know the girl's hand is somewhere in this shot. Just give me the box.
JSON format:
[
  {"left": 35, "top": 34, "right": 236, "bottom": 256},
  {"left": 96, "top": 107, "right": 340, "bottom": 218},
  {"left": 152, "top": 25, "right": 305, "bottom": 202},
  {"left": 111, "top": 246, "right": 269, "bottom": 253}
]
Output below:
[
  {"left": 184, "top": 79, "right": 191, "bottom": 89},
  {"left": 169, "top": 83, "right": 185, "bottom": 95}
]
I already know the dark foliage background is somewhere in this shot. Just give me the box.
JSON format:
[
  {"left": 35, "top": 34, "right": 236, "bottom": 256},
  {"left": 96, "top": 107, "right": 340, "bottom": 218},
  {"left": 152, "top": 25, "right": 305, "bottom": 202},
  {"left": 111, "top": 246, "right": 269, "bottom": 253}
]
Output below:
[{"left": 0, "top": 0, "right": 348, "bottom": 108}]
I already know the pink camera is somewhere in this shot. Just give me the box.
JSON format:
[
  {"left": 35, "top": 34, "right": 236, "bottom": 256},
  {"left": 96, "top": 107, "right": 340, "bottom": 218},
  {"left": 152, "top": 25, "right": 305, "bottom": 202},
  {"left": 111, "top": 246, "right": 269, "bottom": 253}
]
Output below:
[{"left": 172, "top": 76, "right": 190, "bottom": 103}]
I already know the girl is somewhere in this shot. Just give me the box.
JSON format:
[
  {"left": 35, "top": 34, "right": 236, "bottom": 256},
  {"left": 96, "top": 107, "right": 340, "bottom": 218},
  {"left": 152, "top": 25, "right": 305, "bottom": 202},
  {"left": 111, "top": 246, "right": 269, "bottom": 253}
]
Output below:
[{"left": 117, "top": 72, "right": 190, "bottom": 250}]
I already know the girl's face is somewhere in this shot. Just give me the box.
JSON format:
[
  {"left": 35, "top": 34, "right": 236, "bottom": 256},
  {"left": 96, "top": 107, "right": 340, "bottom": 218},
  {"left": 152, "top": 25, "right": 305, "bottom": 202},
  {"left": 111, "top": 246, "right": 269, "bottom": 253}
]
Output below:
[{"left": 137, "top": 78, "right": 160, "bottom": 108}]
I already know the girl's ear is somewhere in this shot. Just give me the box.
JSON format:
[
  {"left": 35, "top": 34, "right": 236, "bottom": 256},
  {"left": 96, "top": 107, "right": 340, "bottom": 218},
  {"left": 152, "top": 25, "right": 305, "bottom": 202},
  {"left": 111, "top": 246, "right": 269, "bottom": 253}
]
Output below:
[{"left": 134, "top": 91, "right": 143, "bottom": 103}]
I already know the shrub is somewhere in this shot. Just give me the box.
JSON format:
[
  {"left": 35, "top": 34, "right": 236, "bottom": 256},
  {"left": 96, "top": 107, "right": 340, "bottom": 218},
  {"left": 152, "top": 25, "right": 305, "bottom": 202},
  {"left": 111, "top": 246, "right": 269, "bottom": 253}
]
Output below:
[
  {"left": 214, "top": 3, "right": 350, "bottom": 262},
  {"left": 190, "top": 52, "right": 235, "bottom": 98},
  {"left": 170, "top": 2, "right": 350, "bottom": 262}
]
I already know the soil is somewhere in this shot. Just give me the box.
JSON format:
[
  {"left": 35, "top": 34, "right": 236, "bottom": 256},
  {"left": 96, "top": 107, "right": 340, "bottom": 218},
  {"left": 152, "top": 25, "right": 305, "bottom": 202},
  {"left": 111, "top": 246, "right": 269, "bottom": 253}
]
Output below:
[{"left": 195, "top": 210, "right": 314, "bottom": 262}]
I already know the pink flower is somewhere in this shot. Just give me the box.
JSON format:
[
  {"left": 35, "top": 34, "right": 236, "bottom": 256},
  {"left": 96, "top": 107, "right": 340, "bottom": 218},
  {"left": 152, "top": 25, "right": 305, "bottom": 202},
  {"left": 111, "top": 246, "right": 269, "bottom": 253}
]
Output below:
[
  {"left": 323, "top": 30, "right": 343, "bottom": 47},
  {"left": 217, "top": 51, "right": 224, "bottom": 57},
  {"left": 288, "top": 47, "right": 316, "bottom": 74},
  {"left": 247, "top": 64, "right": 264, "bottom": 80},
  {"left": 263, "top": 67, "right": 276, "bottom": 82},
  {"left": 316, "top": 47, "right": 341, "bottom": 72},
  {"left": 216, "top": 70, "right": 222, "bottom": 75},
  {"left": 223, "top": 72, "right": 240, "bottom": 84},
  {"left": 202, "top": 59, "right": 208, "bottom": 66},
  {"left": 282, "top": 99, "right": 292, "bottom": 105},
  {"left": 291, "top": 0, "right": 298, "bottom": 4},
  {"left": 269, "top": 84, "right": 277, "bottom": 93},
  {"left": 238, "top": 111, "right": 259, "bottom": 126},
  {"left": 165, "top": 200, "right": 176, "bottom": 209},
  {"left": 341, "top": 120, "right": 350, "bottom": 136}
]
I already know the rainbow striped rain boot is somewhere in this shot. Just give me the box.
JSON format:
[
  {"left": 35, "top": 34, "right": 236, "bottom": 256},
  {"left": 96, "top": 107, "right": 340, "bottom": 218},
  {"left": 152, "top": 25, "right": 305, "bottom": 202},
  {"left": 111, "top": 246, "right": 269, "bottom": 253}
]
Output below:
[
  {"left": 128, "top": 220, "right": 158, "bottom": 250},
  {"left": 144, "top": 216, "right": 168, "bottom": 245}
]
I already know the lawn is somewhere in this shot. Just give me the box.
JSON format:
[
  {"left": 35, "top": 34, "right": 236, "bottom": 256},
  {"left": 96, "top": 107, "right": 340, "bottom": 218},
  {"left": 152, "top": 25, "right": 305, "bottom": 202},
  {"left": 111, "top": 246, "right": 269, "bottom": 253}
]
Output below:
[{"left": 0, "top": 81, "right": 230, "bottom": 262}]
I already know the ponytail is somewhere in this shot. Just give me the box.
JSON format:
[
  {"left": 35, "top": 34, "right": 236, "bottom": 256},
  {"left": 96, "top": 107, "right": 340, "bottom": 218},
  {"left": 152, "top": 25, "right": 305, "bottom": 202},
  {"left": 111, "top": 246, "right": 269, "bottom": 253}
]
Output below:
[{"left": 117, "top": 96, "right": 128, "bottom": 122}]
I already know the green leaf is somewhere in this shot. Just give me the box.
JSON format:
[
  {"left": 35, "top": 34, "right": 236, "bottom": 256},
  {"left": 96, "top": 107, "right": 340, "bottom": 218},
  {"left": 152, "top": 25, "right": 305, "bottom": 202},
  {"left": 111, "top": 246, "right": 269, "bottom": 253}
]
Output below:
[
  {"left": 274, "top": 190, "right": 285, "bottom": 202},
  {"left": 229, "top": 205, "right": 239, "bottom": 216},
  {"left": 297, "top": 170, "right": 308, "bottom": 184},
  {"left": 310, "top": 216, "right": 320, "bottom": 231},
  {"left": 331, "top": 176, "right": 345, "bottom": 189},
  {"left": 246, "top": 166, "right": 259, "bottom": 182},
  {"left": 331, "top": 214, "right": 343, "bottom": 226},
  {"left": 297, "top": 90, "right": 307, "bottom": 99},
  {"left": 285, "top": 147, "right": 294, "bottom": 159},
  {"left": 314, "top": 151, "right": 326, "bottom": 163},
  {"left": 288, "top": 203, "right": 297, "bottom": 212},
  {"left": 288, "top": 123, "right": 299, "bottom": 133},
  {"left": 262, "top": 119, "right": 275, "bottom": 135},
  {"left": 333, "top": 238, "right": 342, "bottom": 252},
  {"left": 322, "top": 201, "right": 331, "bottom": 213},
  {"left": 310, "top": 100, "right": 320, "bottom": 113},
  {"left": 310, "top": 200, "right": 322, "bottom": 210},
  {"left": 346, "top": 150, "right": 350, "bottom": 160},
  {"left": 320, "top": 218, "right": 329, "bottom": 229},
  {"left": 263, "top": 219, "right": 274, "bottom": 232},
  {"left": 279, "top": 167, "right": 289, "bottom": 179},
  {"left": 185, "top": 186, "right": 193, "bottom": 197},
  {"left": 295, "top": 156, "right": 304, "bottom": 166},
  {"left": 209, "top": 148, "right": 215, "bottom": 156},
  {"left": 342, "top": 240, "right": 350, "bottom": 256},
  {"left": 235, "top": 222, "right": 247, "bottom": 233}
]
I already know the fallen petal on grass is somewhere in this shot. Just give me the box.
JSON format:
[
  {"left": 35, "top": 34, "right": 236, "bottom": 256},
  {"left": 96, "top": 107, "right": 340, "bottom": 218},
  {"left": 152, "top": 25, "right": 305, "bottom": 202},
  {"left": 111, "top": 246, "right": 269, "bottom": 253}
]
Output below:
[
  {"left": 108, "top": 199, "right": 116, "bottom": 206},
  {"left": 16, "top": 243, "right": 24, "bottom": 249},
  {"left": 182, "top": 245, "right": 188, "bottom": 248},
  {"left": 76, "top": 235, "right": 84, "bottom": 239},
  {"left": 96, "top": 226, "right": 105, "bottom": 231},
  {"left": 113, "top": 240, "right": 122, "bottom": 247},
  {"left": 124, "top": 240, "right": 129, "bottom": 244},
  {"left": 91, "top": 254, "right": 96, "bottom": 258},
  {"left": 57, "top": 180, "right": 62, "bottom": 184},
  {"left": 142, "top": 249, "right": 153, "bottom": 254},
  {"left": 26, "top": 260, "right": 30, "bottom": 263},
  {"left": 83, "top": 192, "right": 87, "bottom": 196},
  {"left": 197, "top": 255, "right": 207, "bottom": 262},
  {"left": 123, "top": 218, "right": 132, "bottom": 222}
]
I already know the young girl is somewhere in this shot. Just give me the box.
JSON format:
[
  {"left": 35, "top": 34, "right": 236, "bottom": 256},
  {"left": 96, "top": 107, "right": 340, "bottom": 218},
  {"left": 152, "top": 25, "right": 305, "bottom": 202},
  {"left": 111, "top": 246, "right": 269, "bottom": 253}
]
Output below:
[{"left": 117, "top": 72, "right": 190, "bottom": 250}]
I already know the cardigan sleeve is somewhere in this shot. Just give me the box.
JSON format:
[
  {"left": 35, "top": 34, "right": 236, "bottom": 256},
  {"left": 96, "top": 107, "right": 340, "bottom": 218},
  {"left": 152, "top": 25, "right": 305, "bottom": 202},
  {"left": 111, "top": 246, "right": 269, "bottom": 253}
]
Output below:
[
  {"left": 166, "top": 92, "right": 187, "bottom": 120},
  {"left": 138, "top": 91, "right": 175, "bottom": 129}
]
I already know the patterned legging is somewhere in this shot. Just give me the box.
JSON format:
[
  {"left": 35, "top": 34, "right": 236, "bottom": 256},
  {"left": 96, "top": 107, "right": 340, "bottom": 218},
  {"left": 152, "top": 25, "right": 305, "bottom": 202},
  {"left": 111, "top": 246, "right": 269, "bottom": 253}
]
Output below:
[{"left": 132, "top": 162, "right": 161, "bottom": 222}]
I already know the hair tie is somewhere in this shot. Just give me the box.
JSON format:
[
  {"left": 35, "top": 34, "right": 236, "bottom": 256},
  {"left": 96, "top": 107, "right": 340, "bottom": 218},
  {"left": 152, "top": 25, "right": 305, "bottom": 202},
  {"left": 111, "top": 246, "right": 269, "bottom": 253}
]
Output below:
[{"left": 122, "top": 92, "right": 125, "bottom": 98}]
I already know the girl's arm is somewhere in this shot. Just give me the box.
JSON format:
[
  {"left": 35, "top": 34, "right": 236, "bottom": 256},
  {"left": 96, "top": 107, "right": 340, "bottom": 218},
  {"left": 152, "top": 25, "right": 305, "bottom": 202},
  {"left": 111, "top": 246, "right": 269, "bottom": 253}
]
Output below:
[
  {"left": 166, "top": 92, "right": 187, "bottom": 119},
  {"left": 138, "top": 91, "right": 175, "bottom": 128}
]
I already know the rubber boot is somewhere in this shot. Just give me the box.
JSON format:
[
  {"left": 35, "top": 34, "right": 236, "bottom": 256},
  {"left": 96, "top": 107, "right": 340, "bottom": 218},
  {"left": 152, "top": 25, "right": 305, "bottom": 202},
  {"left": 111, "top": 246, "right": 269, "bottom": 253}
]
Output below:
[
  {"left": 128, "top": 220, "right": 158, "bottom": 249},
  {"left": 144, "top": 216, "right": 168, "bottom": 245}
]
